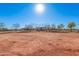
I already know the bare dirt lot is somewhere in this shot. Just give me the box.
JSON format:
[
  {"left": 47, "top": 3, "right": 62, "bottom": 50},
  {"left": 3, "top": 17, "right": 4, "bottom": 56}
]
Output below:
[{"left": 0, "top": 32, "right": 79, "bottom": 56}]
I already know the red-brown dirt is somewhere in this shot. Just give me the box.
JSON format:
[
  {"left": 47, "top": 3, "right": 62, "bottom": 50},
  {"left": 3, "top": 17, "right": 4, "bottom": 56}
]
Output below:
[{"left": 0, "top": 32, "right": 79, "bottom": 56}]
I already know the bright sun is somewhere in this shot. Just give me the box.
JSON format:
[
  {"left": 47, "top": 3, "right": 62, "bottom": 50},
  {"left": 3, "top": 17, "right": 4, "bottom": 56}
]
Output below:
[{"left": 35, "top": 4, "right": 45, "bottom": 14}]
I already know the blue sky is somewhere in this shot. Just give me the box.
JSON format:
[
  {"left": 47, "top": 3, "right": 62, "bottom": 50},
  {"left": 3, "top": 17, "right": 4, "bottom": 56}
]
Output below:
[{"left": 0, "top": 3, "right": 79, "bottom": 28}]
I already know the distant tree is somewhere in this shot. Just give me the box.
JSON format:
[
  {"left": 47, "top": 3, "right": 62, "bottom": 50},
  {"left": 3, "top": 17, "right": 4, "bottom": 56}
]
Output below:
[
  {"left": 45, "top": 25, "right": 51, "bottom": 29},
  {"left": 25, "top": 24, "right": 33, "bottom": 29},
  {"left": 0, "top": 22, "right": 5, "bottom": 31},
  {"left": 59, "top": 24, "right": 64, "bottom": 29},
  {"left": 13, "top": 23, "right": 20, "bottom": 31},
  {"left": 44, "top": 25, "right": 51, "bottom": 32},
  {"left": 24, "top": 24, "right": 33, "bottom": 32},
  {"left": 57, "top": 24, "right": 64, "bottom": 30},
  {"left": 67, "top": 22, "right": 76, "bottom": 31},
  {"left": 51, "top": 24, "right": 56, "bottom": 29}
]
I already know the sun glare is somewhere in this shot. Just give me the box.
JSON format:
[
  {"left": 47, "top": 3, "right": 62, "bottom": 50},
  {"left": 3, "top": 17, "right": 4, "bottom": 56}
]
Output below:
[{"left": 35, "top": 4, "right": 45, "bottom": 14}]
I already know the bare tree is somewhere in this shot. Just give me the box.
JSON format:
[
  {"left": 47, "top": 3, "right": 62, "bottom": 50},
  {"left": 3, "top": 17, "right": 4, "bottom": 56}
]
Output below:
[
  {"left": 13, "top": 23, "right": 20, "bottom": 31},
  {"left": 58, "top": 24, "right": 64, "bottom": 29},
  {"left": 44, "top": 25, "right": 51, "bottom": 32},
  {"left": 51, "top": 24, "right": 56, "bottom": 29},
  {"left": 0, "top": 22, "right": 5, "bottom": 31},
  {"left": 24, "top": 24, "right": 33, "bottom": 32}
]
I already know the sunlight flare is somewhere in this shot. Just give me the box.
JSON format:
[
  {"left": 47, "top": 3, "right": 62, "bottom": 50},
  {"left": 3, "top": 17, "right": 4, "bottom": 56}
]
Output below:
[{"left": 35, "top": 4, "right": 45, "bottom": 14}]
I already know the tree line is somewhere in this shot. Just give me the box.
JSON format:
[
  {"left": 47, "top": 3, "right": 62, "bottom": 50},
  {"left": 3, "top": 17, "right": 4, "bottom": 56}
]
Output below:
[{"left": 0, "top": 21, "right": 78, "bottom": 32}]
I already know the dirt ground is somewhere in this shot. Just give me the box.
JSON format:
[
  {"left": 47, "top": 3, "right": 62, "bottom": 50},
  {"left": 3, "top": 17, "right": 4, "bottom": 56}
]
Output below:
[{"left": 0, "top": 32, "right": 79, "bottom": 56}]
